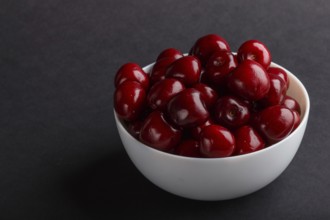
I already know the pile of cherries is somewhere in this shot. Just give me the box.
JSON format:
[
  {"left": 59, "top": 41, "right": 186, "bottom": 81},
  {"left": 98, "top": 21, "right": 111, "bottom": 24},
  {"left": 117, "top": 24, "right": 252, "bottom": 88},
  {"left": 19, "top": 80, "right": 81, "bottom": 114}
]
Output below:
[{"left": 114, "top": 34, "right": 301, "bottom": 158}]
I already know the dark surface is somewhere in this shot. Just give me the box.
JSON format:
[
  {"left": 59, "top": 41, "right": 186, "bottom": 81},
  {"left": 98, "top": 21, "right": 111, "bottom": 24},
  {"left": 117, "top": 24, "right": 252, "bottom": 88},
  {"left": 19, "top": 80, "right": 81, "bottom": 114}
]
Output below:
[{"left": 0, "top": 0, "right": 329, "bottom": 219}]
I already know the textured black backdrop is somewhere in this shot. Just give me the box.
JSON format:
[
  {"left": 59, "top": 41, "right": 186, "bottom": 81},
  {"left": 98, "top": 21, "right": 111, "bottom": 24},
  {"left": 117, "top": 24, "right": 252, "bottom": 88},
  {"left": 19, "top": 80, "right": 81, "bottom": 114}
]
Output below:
[{"left": 1, "top": 0, "right": 329, "bottom": 219}]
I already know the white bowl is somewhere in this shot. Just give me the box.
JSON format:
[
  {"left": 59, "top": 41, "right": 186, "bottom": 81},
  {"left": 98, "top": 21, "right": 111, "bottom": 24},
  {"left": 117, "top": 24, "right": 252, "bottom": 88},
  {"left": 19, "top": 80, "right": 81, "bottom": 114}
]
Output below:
[{"left": 114, "top": 61, "right": 310, "bottom": 201}]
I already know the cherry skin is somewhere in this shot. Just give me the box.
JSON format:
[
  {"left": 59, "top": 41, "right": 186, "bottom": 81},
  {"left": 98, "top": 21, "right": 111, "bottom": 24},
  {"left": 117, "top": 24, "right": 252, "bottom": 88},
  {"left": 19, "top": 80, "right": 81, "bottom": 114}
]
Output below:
[
  {"left": 205, "top": 50, "right": 238, "bottom": 86},
  {"left": 259, "top": 74, "right": 287, "bottom": 107},
  {"left": 199, "top": 125, "right": 235, "bottom": 158},
  {"left": 165, "top": 56, "right": 201, "bottom": 87},
  {"left": 190, "top": 34, "right": 231, "bottom": 66},
  {"left": 237, "top": 39, "right": 272, "bottom": 69},
  {"left": 147, "top": 79, "right": 185, "bottom": 110},
  {"left": 139, "top": 111, "right": 182, "bottom": 152},
  {"left": 175, "top": 139, "right": 202, "bottom": 158},
  {"left": 149, "top": 57, "right": 176, "bottom": 84},
  {"left": 114, "top": 81, "right": 146, "bottom": 121},
  {"left": 214, "top": 96, "right": 251, "bottom": 129},
  {"left": 157, "top": 48, "right": 183, "bottom": 61},
  {"left": 234, "top": 125, "right": 265, "bottom": 155},
  {"left": 282, "top": 95, "right": 301, "bottom": 114},
  {"left": 193, "top": 83, "right": 218, "bottom": 109},
  {"left": 115, "top": 63, "right": 149, "bottom": 90},
  {"left": 167, "top": 88, "right": 209, "bottom": 128},
  {"left": 189, "top": 119, "right": 214, "bottom": 140},
  {"left": 227, "top": 60, "right": 270, "bottom": 101},
  {"left": 254, "top": 105, "right": 294, "bottom": 144},
  {"left": 292, "top": 110, "right": 301, "bottom": 131},
  {"left": 268, "top": 67, "right": 289, "bottom": 88},
  {"left": 127, "top": 120, "right": 144, "bottom": 138}
]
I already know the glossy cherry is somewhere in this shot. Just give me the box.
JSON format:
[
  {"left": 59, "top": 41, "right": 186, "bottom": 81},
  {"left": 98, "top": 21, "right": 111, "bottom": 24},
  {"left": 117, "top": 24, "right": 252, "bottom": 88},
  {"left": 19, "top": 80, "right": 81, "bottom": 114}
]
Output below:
[
  {"left": 205, "top": 50, "right": 238, "bottom": 86},
  {"left": 227, "top": 60, "right": 270, "bottom": 101},
  {"left": 165, "top": 56, "right": 201, "bottom": 87},
  {"left": 149, "top": 57, "right": 176, "bottom": 84},
  {"left": 127, "top": 120, "right": 144, "bottom": 138},
  {"left": 193, "top": 83, "right": 218, "bottom": 109},
  {"left": 139, "top": 111, "right": 182, "bottom": 152},
  {"left": 114, "top": 81, "right": 146, "bottom": 121},
  {"left": 157, "top": 48, "right": 183, "bottom": 61},
  {"left": 199, "top": 125, "right": 235, "bottom": 158},
  {"left": 268, "top": 67, "right": 289, "bottom": 88},
  {"left": 190, "top": 34, "right": 231, "bottom": 66},
  {"left": 175, "top": 139, "right": 202, "bottom": 158},
  {"left": 254, "top": 105, "right": 294, "bottom": 144},
  {"left": 167, "top": 88, "right": 209, "bottom": 128},
  {"left": 259, "top": 74, "right": 287, "bottom": 107},
  {"left": 214, "top": 96, "right": 250, "bottom": 129},
  {"left": 234, "top": 125, "right": 265, "bottom": 155},
  {"left": 147, "top": 79, "right": 185, "bottom": 110},
  {"left": 292, "top": 110, "right": 301, "bottom": 131},
  {"left": 114, "top": 63, "right": 149, "bottom": 90},
  {"left": 189, "top": 119, "right": 213, "bottom": 140},
  {"left": 282, "top": 95, "right": 301, "bottom": 114},
  {"left": 237, "top": 40, "right": 272, "bottom": 69}
]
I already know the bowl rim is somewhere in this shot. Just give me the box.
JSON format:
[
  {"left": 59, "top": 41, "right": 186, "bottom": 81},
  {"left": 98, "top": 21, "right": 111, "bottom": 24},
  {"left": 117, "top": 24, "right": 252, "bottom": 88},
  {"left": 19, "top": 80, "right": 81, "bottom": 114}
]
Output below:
[{"left": 114, "top": 59, "right": 310, "bottom": 161}]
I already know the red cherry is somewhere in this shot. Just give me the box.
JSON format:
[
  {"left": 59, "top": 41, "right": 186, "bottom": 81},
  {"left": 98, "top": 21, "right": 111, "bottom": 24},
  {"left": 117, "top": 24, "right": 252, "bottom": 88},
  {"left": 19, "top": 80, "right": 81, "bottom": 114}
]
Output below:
[
  {"left": 115, "top": 63, "right": 149, "bottom": 90},
  {"left": 149, "top": 57, "right": 176, "bottom": 84},
  {"left": 189, "top": 119, "right": 213, "bottom": 140},
  {"left": 292, "top": 110, "right": 301, "bottom": 131},
  {"left": 127, "top": 120, "right": 144, "bottom": 138},
  {"left": 193, "top": 83, "right": 218, "bottom": 108},
  {"left": 214, "top": 96, "right": 251, "bottom": 129},
  {"left": 166, "top": 56, "right": 201, "bottom": 87},
  {"left": 268, "top": 67, "right": 289, "bottom": 88},
  {"left": 147, "top": 79, "right": 185, "bottom": 110},
  {"left": 175, "top": 139, "right": 202, "bottom": 158},
  {"left": 234, "top": 125, "right": 265, "bottom": 155},
  {"left": 199, "top": 125, "right": 235, "bottom": 158},
  {"left": 139, "top": 111, "right": 182, "bottom": 152},
  {"left": 227, "top": 60, "right": 270, "bottom": 101},
  {"left": 205, "top": 50, "right": 238, "bottom": 86},
  {"left": 259, "top": 74, "right": 287, "bottom": 107},
  {"left": 282, "top": 95, "right": 301, "bottom": 114},
  {"left": 237, "top": 40, "right": 272, "bottom": 69},
  {"left": 114, "top": 81, "right": 146, "bottom": 121},
  {"left": 254, "top": 105, "right": 294, "bottom": 144},
  {"left": 167, "top": 88, "right": 209, "bottom": 128},
  {"left": 190, "top": 34, "right": 231, "bottom": 66},
  {"left": 157, "top": 48, "right": 183, "bottom": 61}
]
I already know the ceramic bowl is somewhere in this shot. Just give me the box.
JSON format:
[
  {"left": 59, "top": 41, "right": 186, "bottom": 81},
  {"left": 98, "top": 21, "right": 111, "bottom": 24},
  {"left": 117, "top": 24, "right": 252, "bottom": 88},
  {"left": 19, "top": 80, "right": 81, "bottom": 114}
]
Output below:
[{"left": 114, "top": 61, "right": 310, "bottom": 201}]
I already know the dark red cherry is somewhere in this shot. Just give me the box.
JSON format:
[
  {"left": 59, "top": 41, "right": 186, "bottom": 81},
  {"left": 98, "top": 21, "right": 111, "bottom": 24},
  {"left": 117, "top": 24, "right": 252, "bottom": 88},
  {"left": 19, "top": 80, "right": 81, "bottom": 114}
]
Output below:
[
  {"left": 199, "top": 125, "right": 235, "bottom": 158},
  {"left": 175, "top": 139, "right": 202, "bottom": 158},
  {"left": 149, "top": 57, "right": 176, "bottom": 84},
  {"left": 268, "top": 67, "right": 289, "bottom": 88},
  {"left": 227, "top": 60, "right": 270, "bottom": 101},
  {"left": 139, "top": 111, "right": 182, "bottom": 152},
  {"left": 259, "top": 74, "right": 287, "bottom": 107},
  {"left": 205, "top": 50, "right": 238, "bottom": 86},
  {"left": 237, "top": 40, "right": 272, "bottom": 69},
  {"left": 147, "top": 79, "right": 185, "bottom": 110},
  {"left": 167, "top": 88, "right": 209, "bottom": 128},
  {"left": 190, "top": 34, "right": 231, "bottom": 66},
  {"left": 165, "top": 56, "right": 201, "bottom": 87},
  {"left": 189, "top": 119, "right": 214, "bottom": 140},
  {"left": 214, "top": 96, "right": 250, "bottom": 129},
  {"left": 157, "top": 48, "right": 183, "bottom": 61},
  {"left": 115, "top": 63, "right": 149, "bottom": 90},
  {"left": 292, "top": 110, "right": 301, "bottom": 131},
  {"left": 282, "top": 95, "right": 301, "bottom": 114},
  {"left": 234, "top": 125, "right": 265, "bottom": 155},
  {"left": 193, "top": 83, "right": 218, "bottom": 108},
  {"left": 114, "top": 81, "right": 146, "bottom": 121},
  {"left": 127, "top": 120, "right": 144, "bottom": 138},
  {"left": 254, "top": 105, "right": 294, "bottom": 144}
]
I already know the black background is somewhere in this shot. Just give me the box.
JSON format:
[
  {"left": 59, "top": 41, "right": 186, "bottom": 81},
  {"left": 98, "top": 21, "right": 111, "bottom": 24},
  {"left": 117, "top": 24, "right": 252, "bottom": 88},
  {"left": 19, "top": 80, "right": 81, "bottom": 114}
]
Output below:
[{"left": 1, "top": 0, "right": 329, "bottom": 219}]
